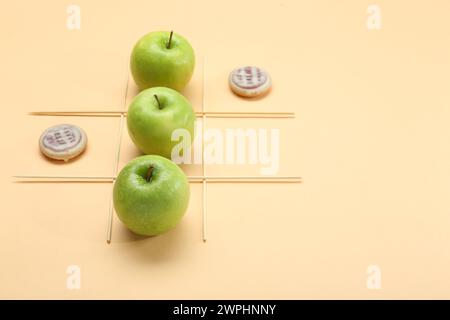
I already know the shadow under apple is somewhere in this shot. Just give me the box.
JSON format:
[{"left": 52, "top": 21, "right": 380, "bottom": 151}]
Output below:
[{"left": 112, "top": 219, "right": 191, "bottom": 264}]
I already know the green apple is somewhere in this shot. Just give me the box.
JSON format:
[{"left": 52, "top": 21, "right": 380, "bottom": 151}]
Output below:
[
  {"left": 113, "top": 155, "right": 190, "bottom": 236},
  {"left": 127, "top": 86, "right": 195, "bottom": 158},
  {"left": 130, "top": 31, "right": 195, "bottom": 91}
]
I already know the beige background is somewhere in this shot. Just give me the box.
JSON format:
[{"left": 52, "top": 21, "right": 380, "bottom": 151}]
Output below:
[{"left": 1, "top": 0, "right": 450, "bottom": 299}]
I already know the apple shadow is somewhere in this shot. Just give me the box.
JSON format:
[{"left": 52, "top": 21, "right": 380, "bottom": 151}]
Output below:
[
  {"left": 128, "top": 86, "right": 140, "bottom": 103},
  {"left": 128, "top": 146, "right": 144, "bottom": 159},
  {"left": 112, "top": 222, "right": 189, "bottom": 264},
  {"left": 117, "top": 228, "right": 149, "bottom": 242},
  {"left": 180, "top": 85, "right": 196, "bottom": 103}
]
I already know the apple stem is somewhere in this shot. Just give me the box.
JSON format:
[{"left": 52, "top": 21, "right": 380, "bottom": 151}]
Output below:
[
  {"left": 146, "top": 166, "right": 154, "bottom": 182},
  {"left": 167, "top": 30, "right": 173, "bottom": 49},
  {"left": 153, "top": 94, "right": 162, "bottom": 109}
]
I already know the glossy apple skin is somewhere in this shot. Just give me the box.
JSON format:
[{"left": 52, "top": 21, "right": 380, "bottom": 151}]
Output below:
[
  {"left": 127, "top": 87, "right": 195, "bottom": 158},
  {"left": 113, "top": 155, "right": 190, "bottom": 236},
  {"left": 130, "top": 31, "right": 195, "bottom": 91}
]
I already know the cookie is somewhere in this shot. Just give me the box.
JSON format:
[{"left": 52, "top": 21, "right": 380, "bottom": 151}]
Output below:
[
  {"left": 229, "top": 66, "right": 272, "bottom": 98},
  {"left": 39, "top": 124, "right": 87, "bottom": 161}
]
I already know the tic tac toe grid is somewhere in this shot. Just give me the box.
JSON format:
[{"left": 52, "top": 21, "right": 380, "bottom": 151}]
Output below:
[{"left": 14, "top": 58, "right": 302, "bottom": 243}]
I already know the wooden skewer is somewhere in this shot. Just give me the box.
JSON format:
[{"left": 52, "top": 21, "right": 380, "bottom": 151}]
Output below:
[
  {"left": 28, "top": 111, "right": 295, "bottom": 118},
  {"left": 13, "top": 175, "right": 116, "bottom": 181},
  {"left": 106, "top": 72, "right": 129, "bottom": 244},
  {"left": 106, "top": 197, "right": 115, "bottom": 243},
  {"left": 13, "top": 175, "right": 302, "bottom": 183},
  {"left": 199, "top": 111, "right": 294, "bottom": 118},
  {"left": 122, "top": 72, "right": 130, "bottom": 108},
  {"left": 107, "top": 113, "right": 125, "bottom": 244},
  {"left": 189, "top": 176, "right": 302, "bottom": 183},
  {"left": 202, "top": 56, "right": 207, "bottom": 243}
]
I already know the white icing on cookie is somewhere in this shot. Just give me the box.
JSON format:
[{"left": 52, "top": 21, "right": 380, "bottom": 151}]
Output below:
[
  {"left": 229, "top": 66, "right": 271, "bottom": 97},
  {"left": 39, "top": 124, "right": 87, "bottom": 161}
]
